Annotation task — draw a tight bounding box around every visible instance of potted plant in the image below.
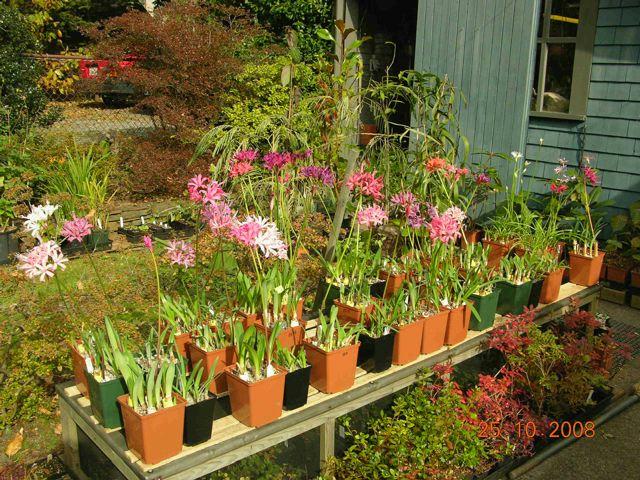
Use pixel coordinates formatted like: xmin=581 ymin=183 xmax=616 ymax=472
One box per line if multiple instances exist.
xmin=603 ymin=212 xmax=635 ymax=285
xmin=275 ymin=346 xmax=311 ymax=411
xmin=117 ymin=223 xmax=151 ymax=243
xmin=117 ymin=360 xmax=186 ymax=464
xmin=69 ymin=335 xmax=90 ymax=397
xmin=161 ymin=294 xmax=200 ymax=358
xmin=174 ymin=356 xmax=217 ymax=446
xmin=186 ymin=324 xmax=234 ymax=394
xmin=460 ymin=244 xmax=500 ymax=331
xmin=303 ymin=306 xmax=362 ymax=394
xmin=360 ymin=299 xmax=397 ymax=372
xmin=378 ymin=257 xmax=407 ymax=299
xmin=564 ymin=162 xmax=605 ymax=286
xmin=385 ymin=284 xmax=426 ymax=365
xmin=83 ymin=319 xmax=130 ymax=429
xmin=0 ymin=198 xmax=18 ymax=265
xmin=420 ymin=249 xmax=450 ymax=354
xmin=495 ymin=256 xmax=533 ymax=315
xmin=236 ymin=272 xmax=261 ymax=327
xmin=225 ymin=323 xmax=286 ymax=428
xmin=482 ymin=216 xmax=515 ymax=269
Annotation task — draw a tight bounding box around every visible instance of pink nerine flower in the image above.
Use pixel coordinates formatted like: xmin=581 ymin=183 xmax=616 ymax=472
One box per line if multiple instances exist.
xmin=231 ymin=216 xmax=288 ymax=259
xmin=229 ymin=161 xmax=254 ymax=178
xmin=143 ymin=235 xmax=153 ymax=251
xmin=61 ymin=215 xmax=93 ymax=243
xmin=300 ymin=166 xmax=335 ymax=186
xmin=428 ymin=210 xmax=461 ymax=244
xmin=17 ymin=240 xmax=68 ymax=282
xmin=551 ymin=183 xmax=568 ymax=195
xmin=234 ymin=149 xmax=260 ymax=163
xmin=263 ymin=152 xmax=293 ymax=171
xmin=357 ymin=205 xmax=388 ymax=228
xmin=346 ymin=165 xmax=384 ymax=201
xmin=583 ymin=166 xmax=599 ymax=186
xmin=166 ymin=240 xmax=195 ymax=268
xmin=443 ymin=206 xmax=467 ymax=225
xmin=202 ymin=200 xmax=235 ymax=235
xmin=474 ymin=172 xmax=491 ymax=185
xmin=187 ymin=175 xmax=226 ymax=204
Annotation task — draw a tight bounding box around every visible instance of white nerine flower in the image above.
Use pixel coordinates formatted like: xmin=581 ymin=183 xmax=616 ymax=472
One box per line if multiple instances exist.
xmin=22 ymin=203 xmax=60 ymax=241
xmin=511 ymin=151 xmax=523 ymax=161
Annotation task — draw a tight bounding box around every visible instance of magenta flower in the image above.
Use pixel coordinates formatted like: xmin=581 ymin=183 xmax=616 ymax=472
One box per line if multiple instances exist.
xmin=61 ymin=215 xmax=93 ymax=243
xmin=583 ymin=166 xmax=599 ymax=186
xmin=263 ymin=152 xmax=293 ymax=171
xmin=230 ymin=219 xmax=262 ymax=247
xmin=187 ymin=175 xmax=226 ymax=204
xmin=551 ymin=183 xmax=568 ymax=195
xmin=234 ymin=149 xmax=260 ymax=163
xmin=474 ymin=172 xmax=491 ymax=185
xmin=407 ymin=210 xmax=426 ymax=228
xmin=17 ymin=240 xmax=68 ymax=282
xmin=428 ymin=210 xmax=461 ymax=244
xmin=143 ymin=235 xmax=153 ymax=251
xmin=357 ymin=204 xmax=388 ymax=228
xmin=201 ymin=181 xmax=226 ymax=204
xmin=202 ymin=200 xmax=236 ymax=236
xmin=166 ymin=240 xmax=195 ymax=268
xmin=346 ymin=165 xmax=384 ymax=201
xmin=300 ymin=166 xmax=335 ymax=186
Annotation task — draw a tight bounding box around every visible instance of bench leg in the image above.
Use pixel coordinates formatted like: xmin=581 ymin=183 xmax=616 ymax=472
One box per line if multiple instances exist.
xmin=60 ymin=401 xmax=90 ymax=480
xmin=319 ymin=419 xmax=335 ymax=471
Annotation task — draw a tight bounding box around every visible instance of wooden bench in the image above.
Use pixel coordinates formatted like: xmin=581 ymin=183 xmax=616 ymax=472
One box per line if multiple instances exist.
xmin=57 ymin=283 xmax=601 ymax=480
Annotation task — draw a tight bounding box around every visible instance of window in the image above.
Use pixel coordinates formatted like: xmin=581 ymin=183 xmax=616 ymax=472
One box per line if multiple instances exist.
xmin=530 ymin=0 xmax=598 ymax=120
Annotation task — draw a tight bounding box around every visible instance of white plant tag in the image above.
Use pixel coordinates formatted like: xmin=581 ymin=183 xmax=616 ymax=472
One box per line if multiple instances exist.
xmin=85 ymin=357 xmax=94 ymax=374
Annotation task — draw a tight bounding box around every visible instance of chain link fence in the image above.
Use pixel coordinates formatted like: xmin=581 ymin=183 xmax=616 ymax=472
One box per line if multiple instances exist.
xmin=34 ymin=54 xmax=160 ymax=141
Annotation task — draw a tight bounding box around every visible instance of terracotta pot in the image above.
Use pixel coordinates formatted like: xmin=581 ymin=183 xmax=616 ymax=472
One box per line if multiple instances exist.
xmin=69 ymin=342 xmax=89 ymax=397
xmin=238 ymin=311 xmax=262 ymax=329
xmin=482 ymin=239 xmax=510 ymax=269
xmin=606 ymin=264 xmax=629 ymax=285
xmin=631 ymin=271 xmax=640 ymax=289
xmin=118 ymin=394 xmax=186 ymax=465
xmin=421 ymin=310 xmax=449 ymax=354
xmin=392 ymin=318 xmax=425 ymax=365
xmin=379 ymin=270 xmax=406 ymax=299
xmin=256 ymin=321 xmax=307 ymax=350
xmin=462 ymin=229 xmax=482 ymax=246
xmin=303 ymin=340 xmax=360 ymax=394
xmin=514 ymin=247 xmax=526 ymax=257
xmin=225 ymin=365 xmax=286 ymax=428
xmin=174 ymin=333 xmax=191 ymax=359
xmin=334 ymin=299 xmax=374 ymax=325
xmin=187 ymin=343 xmax=236 ymax=394
xmin=548 ymin=242 xmax=566 ymax=261
xmin=540 ymin=268 xmax=565 ymax=304
xmin=359 ymin=123 xmax=377 ymax=146
xmin=444 ymin=304 xmax=470 ymax=346
xmin=569 ymin=251 xmax=606 ymax=287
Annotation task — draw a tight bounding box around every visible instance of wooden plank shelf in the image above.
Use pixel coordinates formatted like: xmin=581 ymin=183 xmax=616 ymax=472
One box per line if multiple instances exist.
xmin=57 ymin=283 xmax=601 ymax=480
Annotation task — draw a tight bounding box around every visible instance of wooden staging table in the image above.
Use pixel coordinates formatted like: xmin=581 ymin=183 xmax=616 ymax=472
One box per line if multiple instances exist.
xmin=57 ymin=283 xmax=601 ymax=480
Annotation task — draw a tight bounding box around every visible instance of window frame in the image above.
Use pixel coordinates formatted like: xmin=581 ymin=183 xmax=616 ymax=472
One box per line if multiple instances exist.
xmin=530 ymin=0 xmax=599 ymax=121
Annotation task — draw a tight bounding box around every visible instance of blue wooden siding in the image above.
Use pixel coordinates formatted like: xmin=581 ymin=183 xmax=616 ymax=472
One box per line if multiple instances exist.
xmin=525 ymin=0 xmax=640 ymax=214
xmin=414 ymin=0 xmax=540 ymax=177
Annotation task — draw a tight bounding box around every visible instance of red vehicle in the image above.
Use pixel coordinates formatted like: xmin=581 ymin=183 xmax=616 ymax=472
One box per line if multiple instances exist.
xmin=78 ymin=56 xmax=138 ymax=107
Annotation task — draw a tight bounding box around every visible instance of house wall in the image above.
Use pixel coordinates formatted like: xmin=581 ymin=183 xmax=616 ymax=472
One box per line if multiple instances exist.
xmin=525 ymin=0 xmax=640 ymax=215
xmin=414 ymin=0 xmax=540 ymax=178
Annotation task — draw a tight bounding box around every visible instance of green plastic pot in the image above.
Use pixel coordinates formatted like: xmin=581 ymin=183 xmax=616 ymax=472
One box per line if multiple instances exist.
xmin=0 ymin=229 xmax=19 ymax=265
xmin=85 ymin=370 xmax=127 ymax=429
xmin=495 ymin=280 xmax=533 ymax=316
xmin=469 ymin=290 xmax=500 ymax=330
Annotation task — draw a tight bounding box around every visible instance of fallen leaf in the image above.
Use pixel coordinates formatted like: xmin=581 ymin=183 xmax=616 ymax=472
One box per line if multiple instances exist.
xmin=38 ymin=407 xmax=52 ymax=415
xmin=5 ymin=428 xmax=24 ymax=457
xmin=54 ymin=423 xmax=62 ymax=435
xmin=77 ymin=281 xmax=84 ymax=290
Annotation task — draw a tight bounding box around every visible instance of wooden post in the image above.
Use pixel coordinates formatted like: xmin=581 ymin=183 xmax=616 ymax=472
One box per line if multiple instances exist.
xmin=60 ymin=400 xmax=90 ymax=480
xmin=319 ymin=418 xmax=336 ymax=470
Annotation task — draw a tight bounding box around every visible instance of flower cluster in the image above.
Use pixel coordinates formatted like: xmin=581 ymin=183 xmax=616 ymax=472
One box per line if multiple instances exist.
xmin=201 ymin=200 xmax=236 ymax=235
xmin=187 ymin=175 xmax=226 ymax=204
xmin=263 ymin=152 xmax=294 ymax=171
xmin=230 ymin=215 xmax=288 ymax=259
xmin=166 ymin=240 xmax=196 ymax=268
xmin=229 ymin=149 xmax=259 ymax=178
xmin=427 ymin=206 xmax=464 ymax=243
xmin=17 ymin=240 xmax=68 ymax=282
xmin=425 ymin=157 xmax=469 ymax=181
xmin=22 ymin=202 xmax=59 ymax=241
xmin=357 ymin=204 xmax=388 ymax=228
xmin=390 ymin=192 xmax=426 ymax=228
xmin=300 ymin=166 xmax=335 ymax=187
xmin=61 ymin=215 xmax=93 ymax=243
xmin=346 ymin=165 xmax=384 ymax=201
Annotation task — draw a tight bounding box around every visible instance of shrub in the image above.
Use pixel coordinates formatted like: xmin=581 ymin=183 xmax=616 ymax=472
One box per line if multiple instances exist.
xmin=0 ymin=5 xmax=48 ymax=133
xmin=326 ymin=368 xmax=491 ymax=479
xmin=89 ymin=2 xmax=270 ymax=139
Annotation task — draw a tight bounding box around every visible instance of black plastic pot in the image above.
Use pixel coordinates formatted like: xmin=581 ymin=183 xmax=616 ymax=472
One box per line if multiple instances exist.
xmin=0 ymin=229 xmax=19 ymax=265
xmin=370 ymin=280 xmax=387 ymax=299
xmin=528 ymin=278 xmax=544 ymax=308
xmin=168 ymin=221 xmax=195 ymax=237
xmin=117 ymin=227 xmax=148 ymax=243
xmin=313 ymin=279 xmax=342 ymax=315
xmin=183 ymin=396 xmax=216 ymax=446
xmin=150 ymin=224 xmax=172 ymax=239
xmin=283 ymin=365 xmax=312 ymax=411
xmin=86 ymin=229 xmax=111 ymax=251
xmin=358 ymin=332 xmax=397 ymax=373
